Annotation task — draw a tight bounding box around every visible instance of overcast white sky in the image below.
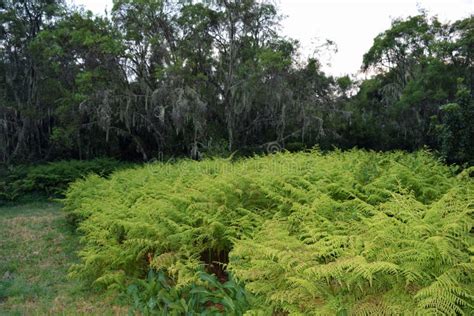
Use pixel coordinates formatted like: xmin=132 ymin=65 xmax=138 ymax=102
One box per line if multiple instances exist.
xmin=70 ymin=0 xmax=472 ymax=77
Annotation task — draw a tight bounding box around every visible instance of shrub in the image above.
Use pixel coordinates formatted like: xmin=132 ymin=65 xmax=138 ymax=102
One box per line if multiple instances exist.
xmin=0 ymin=158 xmax=128 ymax=203
xmin=63 ymin=150 xmax=473 ymax=315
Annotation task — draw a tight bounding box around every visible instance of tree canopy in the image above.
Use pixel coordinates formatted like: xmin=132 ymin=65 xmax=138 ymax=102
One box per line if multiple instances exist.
xmin=0 ymin=1 xmax=472 ymax=164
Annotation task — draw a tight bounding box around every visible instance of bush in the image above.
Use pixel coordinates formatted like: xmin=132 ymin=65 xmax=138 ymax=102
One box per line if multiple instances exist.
xmin=0 ymin=158 xmax=129 ymax=203
xmin=63 ymin=150 xmax=473 ymax=315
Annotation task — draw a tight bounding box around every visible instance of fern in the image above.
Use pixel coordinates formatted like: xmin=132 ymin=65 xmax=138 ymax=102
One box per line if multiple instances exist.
xmin=63 ymin=149 xmax=473 ymax=314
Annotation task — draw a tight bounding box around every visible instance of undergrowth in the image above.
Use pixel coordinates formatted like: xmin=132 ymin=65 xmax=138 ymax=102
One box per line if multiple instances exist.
xmin=63 ymin=149 xmax=474 ymax=315
xmin=126 ymin=269 xmax=251 ymax=315
xmin=0 ymin=158 xmax=129 ymax=203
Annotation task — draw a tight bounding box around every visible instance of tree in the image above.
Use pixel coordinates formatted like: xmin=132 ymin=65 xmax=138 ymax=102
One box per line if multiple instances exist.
xmin=0 ymin=2 xmax=470 ymax=164
xmin=346 ymin=13 xmax=473 ymax=162
xmin=0 ymin=0 xmax=64 ymax=163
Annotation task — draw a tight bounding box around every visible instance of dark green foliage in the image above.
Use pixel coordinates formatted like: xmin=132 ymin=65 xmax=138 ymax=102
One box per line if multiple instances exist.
xmin=0 ymin=158 xmax=128 ymax=203
xmin=126 ymin=270 xmax=252 ymax=315
xmin=436 ymin=80 xmax=474 ymax=165
xmin=1 ymin=1 xmax=470 ymax=165
xmin=344 ymin=14 xmax=473 ymax=163
xmin=63 ymin=150 xmax=473 ymax=314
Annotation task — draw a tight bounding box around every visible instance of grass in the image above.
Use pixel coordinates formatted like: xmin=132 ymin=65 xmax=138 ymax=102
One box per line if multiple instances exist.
xmin=0 ymin=200 xmax=127 ymax=315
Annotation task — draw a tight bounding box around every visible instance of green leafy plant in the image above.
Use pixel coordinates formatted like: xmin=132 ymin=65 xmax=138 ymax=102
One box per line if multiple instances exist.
xmin=126 ymin=269 xmax=252 ymax=315
xmin=63 ymin=150 xmax=473 ymax=315
xmin=0 ymin=158 xmax=129 ymax=203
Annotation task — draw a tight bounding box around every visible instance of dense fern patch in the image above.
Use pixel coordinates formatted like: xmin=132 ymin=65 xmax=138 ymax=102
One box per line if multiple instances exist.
xmin=63 ymin=150 xmax=473 ymax=315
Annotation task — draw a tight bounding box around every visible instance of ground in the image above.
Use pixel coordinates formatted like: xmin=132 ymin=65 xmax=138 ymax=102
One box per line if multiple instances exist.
xmin=0 ymin=201 xmax=126 ymax=315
